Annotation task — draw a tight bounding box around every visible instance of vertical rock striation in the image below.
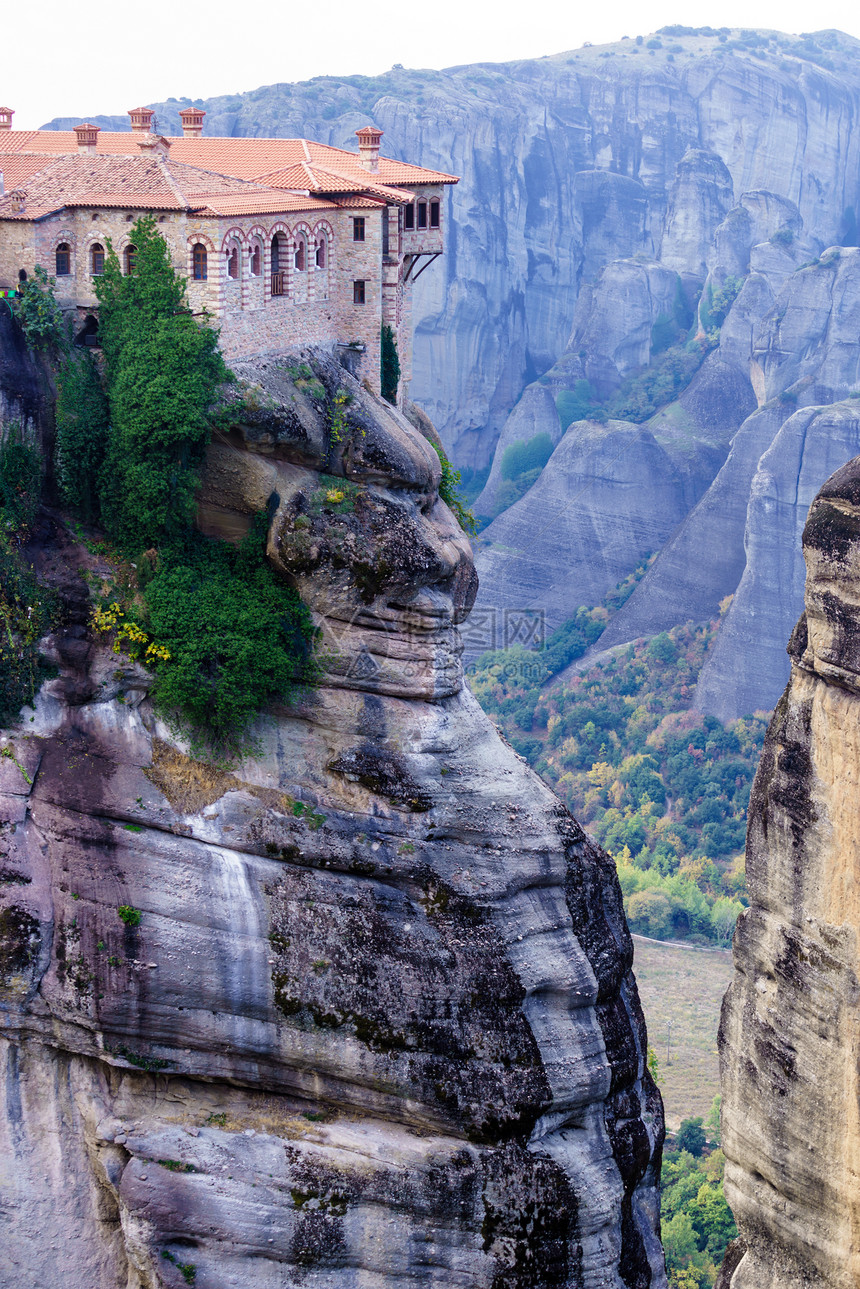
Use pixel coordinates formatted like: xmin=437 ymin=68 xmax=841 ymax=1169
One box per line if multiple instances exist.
xmin=719 ymin=453 xmax=860 ymax=1287
xmin=0 ymin=349 xmax=665 ymax=1288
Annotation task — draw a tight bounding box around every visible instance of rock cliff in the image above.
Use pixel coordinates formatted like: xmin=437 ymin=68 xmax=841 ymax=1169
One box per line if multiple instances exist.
xmin=718 ymin=452 xmax=860 ymax=1286
xmin=0 ymin=349 xmax=665 ymax=1287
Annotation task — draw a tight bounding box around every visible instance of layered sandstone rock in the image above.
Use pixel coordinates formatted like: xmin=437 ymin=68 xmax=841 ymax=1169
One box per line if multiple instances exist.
xmin=718 ymin=454 xmax=860 ymax=1287
xmin=0 ymin=349 xmax=665 ymax=1288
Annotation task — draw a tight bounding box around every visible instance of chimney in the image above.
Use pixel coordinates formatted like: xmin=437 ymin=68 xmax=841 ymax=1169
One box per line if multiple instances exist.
xmin=74 ymin=123 xmax=100 ymax=154
xmin=136 ymin=133 xmax=171 ymax=157
xmin=0 ymin=107 xmax=13 ymax=131
xmin=178 ymin=107 xmax=205 ymax=138
xmin=128 ymin=106 xmax=154 ymax=134
xmin=355 ymin=125 xmax=383 ymax=174
xmin=9 ymin=191 xmax=25 ymax=214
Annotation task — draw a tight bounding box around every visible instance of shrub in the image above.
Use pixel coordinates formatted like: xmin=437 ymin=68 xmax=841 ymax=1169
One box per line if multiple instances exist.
xmin=0 ymin=535 xmax=52 ymax=724
xmin=556 ymin=380 xmax=598 ymax=430
xmin=500 ymin=432 xmax=554 ymax=480
xmin=117 ymin=905 xmax=142 ymax=926
xmin=0 ymin=427 xmax=40 ymax=533
xmin=141 ymin=529 xmax=315 ymax=759
xmin=431 ymin=443 xmax=476 ymax=534
xmin=608 ymin=339 xmax=709 ymax=423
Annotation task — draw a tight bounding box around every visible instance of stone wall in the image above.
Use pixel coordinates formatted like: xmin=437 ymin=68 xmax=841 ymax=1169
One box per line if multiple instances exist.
xmin=1 ymin=205 xmax=386 ymax=389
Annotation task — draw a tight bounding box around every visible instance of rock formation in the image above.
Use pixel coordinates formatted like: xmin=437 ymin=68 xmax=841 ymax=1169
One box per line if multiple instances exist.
xmin=718 ymin=452 xmax=860 ymax=1287
xmin=0 ymin=349 xmax=665 ymax=1287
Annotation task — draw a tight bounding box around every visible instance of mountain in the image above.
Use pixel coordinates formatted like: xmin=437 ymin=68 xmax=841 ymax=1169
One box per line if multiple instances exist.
xmin=718 ymin=452 xmax=860 ymax=1287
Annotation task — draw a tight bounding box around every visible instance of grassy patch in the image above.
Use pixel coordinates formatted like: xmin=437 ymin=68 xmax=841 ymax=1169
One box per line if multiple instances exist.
xmin=632 ymin=934 xmax=733 ymax=1128
xmin=144 ymin=738 xmax=238 ymax=814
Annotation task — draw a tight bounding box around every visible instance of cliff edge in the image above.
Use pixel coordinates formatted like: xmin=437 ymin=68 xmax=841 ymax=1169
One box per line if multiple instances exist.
xmin=0 ymin=348 xmax=665 ymax=1288
xmin=719 ymin=453 xmax=860 ymax=1287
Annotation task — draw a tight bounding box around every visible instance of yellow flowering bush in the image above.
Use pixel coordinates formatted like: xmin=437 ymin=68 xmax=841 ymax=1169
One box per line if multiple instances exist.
xmin=90 ymin=602 xmax=170 ymax=665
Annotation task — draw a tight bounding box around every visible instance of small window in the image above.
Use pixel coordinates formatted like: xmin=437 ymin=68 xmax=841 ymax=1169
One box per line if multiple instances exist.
xmin=250 ymin=242 xmax=261 ymax=276
xmin=315 ymin=237 xmax=326 ymax=269
xmin=403 ymin=204 xmax=414 ymax=231
xmin=55 ymin=243 xmax=71 ymax=276
xmin=90 ymin=243 xmax=104 ymax=276
xmin=192 ymin=243 xmax=208 ymax=280
xmin=353 ymin=279 xmax=366 ymax=305
xmin=417 ymin=201 xmax=428 ymax=229
xmin=124 ymin=244 xmax=137 ymax=275
xmin=227 ymin=246 xmax=239 ymax=279
xmin=353 ymin=217 xmax=365 ymax=242
xmin=295 ymin=237 xmax=306 ymax=272
xmin=430 ymin=199 xmax=440 ymax=229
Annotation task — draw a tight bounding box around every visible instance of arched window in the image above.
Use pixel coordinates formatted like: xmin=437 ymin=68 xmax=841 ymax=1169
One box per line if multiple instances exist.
xmin=250 ymin=241 xmax=261 ymax=276
xmin=417 ymin=201 xmax=428 ymax=229
xmin=271 ymin=232 xmax=287 ymax=294
xmin=295 ymin=236 xmax=306 ymax=271
xmin=430 ymin=199 xmax=440 ymax=229
xmin=227 ymin=246 xmax=239 ymax=279
xmin=124 ymin=244 xmax=137 ymax=275
xmin=315 ymin=235 xmax=327 ymax=269
xmin=55 ymin=243 xmax=71 ymax=276
xmin=192 ymin=243 xmax=208 ymax=280
xmin=90 ymin=243 xmax=104 ymax=276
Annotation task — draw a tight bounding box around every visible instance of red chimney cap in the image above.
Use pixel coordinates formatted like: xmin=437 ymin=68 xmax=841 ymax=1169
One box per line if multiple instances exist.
xmin=74 ymin=123 xmax=100 ymax=146
xmin=356 ymin=125 xmax=383 ymax=143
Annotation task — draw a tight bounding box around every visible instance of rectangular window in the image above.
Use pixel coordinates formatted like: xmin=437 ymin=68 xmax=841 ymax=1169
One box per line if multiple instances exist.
xmin=382 ymin=211 xmax=389 ymax=255
xmin=353 ymin=280 xmax=366 ymax=305
xmin=353 ymin=217 xmax=365 ymax=242
xmin=417 ymin=201 xmax=428 ymax=229
xmin=430 ymin=199 xmax=440 ymax=229
xmin=404 ymin=204 xmax=414 ymax=231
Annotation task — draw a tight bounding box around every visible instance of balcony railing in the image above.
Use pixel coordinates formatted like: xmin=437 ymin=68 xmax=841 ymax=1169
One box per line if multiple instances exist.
xmin=271 ymin=272 xmax=285 ymax=297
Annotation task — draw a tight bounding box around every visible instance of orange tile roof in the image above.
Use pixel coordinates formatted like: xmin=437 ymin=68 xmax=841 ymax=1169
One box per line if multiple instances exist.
xmin=254 ymin=161 xmax=415 ymax=203
xmin=0 ymin=130 xmax=459 ymax=188
xmin=0 ymin=154 xmax=56 ymax=187
xmin=193 ymin=192 xmax=338 ymax=216
xmin=0 ymin=152 xmax=362 ymax=221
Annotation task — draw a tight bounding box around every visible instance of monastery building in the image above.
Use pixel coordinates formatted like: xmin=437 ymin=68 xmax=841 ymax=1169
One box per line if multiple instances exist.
xmin=0 ymin=106 xmax=458 ymax=402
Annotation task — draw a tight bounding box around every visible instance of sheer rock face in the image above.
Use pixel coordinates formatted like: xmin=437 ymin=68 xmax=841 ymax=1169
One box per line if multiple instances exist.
xmin=0 ymin=349 xmax=665 ymax=1288
xmin=719 ymin=453 xmax=860 ymax=1288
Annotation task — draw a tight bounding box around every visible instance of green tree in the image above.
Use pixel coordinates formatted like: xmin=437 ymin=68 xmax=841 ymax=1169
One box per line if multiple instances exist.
xmin=704 ymin=1094 xmax=722 ymax=1146
xmin=55 ymin=350 xmax=110 ymax=523
xmin=676 ymin=1117 xmax=707 ymax=1157
xmin=380 ymin=323 xmax=400 ymax=404
xmin=13 ymin=265 xmax=65 ymax=351
xmin=95 ymin=215 xmax=228 ymax=552
xmin=626 ymin=889 xmax=674 ymax=938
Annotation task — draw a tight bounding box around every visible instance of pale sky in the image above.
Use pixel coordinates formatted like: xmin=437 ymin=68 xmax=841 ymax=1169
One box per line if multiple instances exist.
xmin=7 ymin=0 xmax=860 ymax=130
